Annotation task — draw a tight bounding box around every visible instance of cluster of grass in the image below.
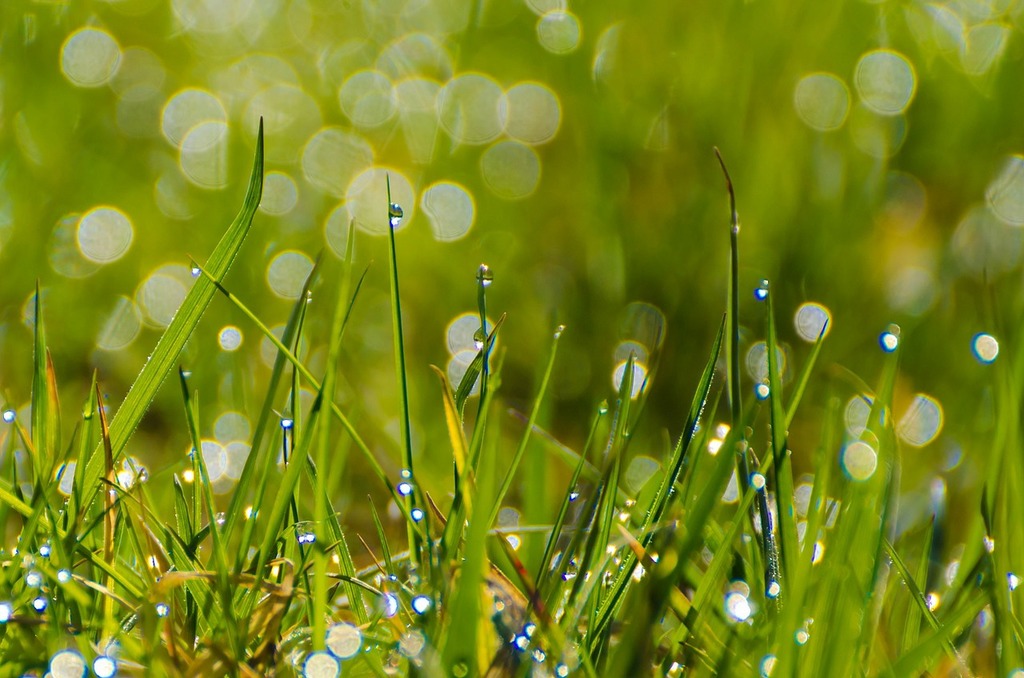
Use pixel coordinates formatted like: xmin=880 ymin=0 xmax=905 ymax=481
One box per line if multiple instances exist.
xmin=0 ymin=124 xmax=1015 ymax=678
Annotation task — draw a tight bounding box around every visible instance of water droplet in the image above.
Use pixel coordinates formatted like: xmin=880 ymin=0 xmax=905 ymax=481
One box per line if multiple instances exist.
xmin=155 ymin=602 xmax=169 ymax=617
xmin=190 ymin=264 xmax=200 ymax=278
xmin=93 ymin=656 xmax=117 ymax=678
xmin=388 ymin=202 xmax=404 ymax=228
xmin=397 ymin=481 xmax=413 ymax=496
xmin=749 ymin=473 xmax=766 ymax=491
xmin=1010 ymin=573 xmax=1020 ymax=591
xmin=297 ymin=531 xmax=317 ymax=545
xmin=972 ymin=333 xmax=999 ymax=364
xmin=32 ymin=596 xmax=47 ymax=612
xmin=767 ymin=580 xmax=781 ymax=599
xmin=755 ymin=383 xmax=770 ymax=400
xmin=568 ymin=488 xmax=580 ymax=502
xmin=382 ymin=592 xmax=399 ymax=617
xmin=326 ymin=621 xmax=362 ymax=659
xmin=56 ymin=570 xmax=71 ymax=584
xmin=411 ymin=594 xmax=432 ymax=614
xmin=477 ymin=263 xmax=494 ymax=287
xmin=556 ymin=664 xmax=570 ymax=678
xmin=754 ymin=279 xmax=769 ymax=301
xmin=795 ymin=628 xmax=810 ymax=645
xmin=513 ymin=633 xmax=530 ymax=651
xmin=2 ymin=410 xmax=14 ymax=423
xmin=598 ymin=400 xmax=609 ymax=415
xmin=554 ymin=324 xmax=566 ymax=338
xmin=452 ymin=661 xmax=469 ymax=677
xmin=984 ymin=535 xmax=996 ymax=553
xmin=281 ymin=418 xmax=294 ymax=430
xmin=760 ymin=654 xmax=778 ymax=678
xmin=472 ymin=327 xmax=486 ymax=350
xmin=879 ymin=325 xmax=900 ymax=352
xmin=215 ymin=512 xmax=226 ymax=527
xmin=400 ymin=468 xmax=412 ymax=479
xmin=925 ymin=592 xmax=940 ymax=610
xmin=410 ymin=508 xmax=425 ymax=522
xmin=25 ymin=571 xmax=43 ymax=588
xmin=39 ymin=543 xmax=51 ymax=558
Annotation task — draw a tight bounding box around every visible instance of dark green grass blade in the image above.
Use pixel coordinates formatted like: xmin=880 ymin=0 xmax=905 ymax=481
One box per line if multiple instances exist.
xmin=384 ymin=177 xmax=423 ymax=574
xmin=82 ymin=120 xmax=264 ymax=500
xmin=765 ymin=287 xmax=796 ymax=600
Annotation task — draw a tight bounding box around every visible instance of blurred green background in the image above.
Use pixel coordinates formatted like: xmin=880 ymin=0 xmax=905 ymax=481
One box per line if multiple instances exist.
xmin=0 ymin=0 xmax=1020 ymax=533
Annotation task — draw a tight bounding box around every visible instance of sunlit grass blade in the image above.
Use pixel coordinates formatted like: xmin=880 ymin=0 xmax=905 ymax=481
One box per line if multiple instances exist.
xmin=30 ymin=283 xmax=59 ymax=485
xmin=487 ymin=324 xmax=562 ymax=526
xmin=455 ymin=313 xmax=507 ymax=418
xmin=81 ymin=119 xmax=264 ymax=507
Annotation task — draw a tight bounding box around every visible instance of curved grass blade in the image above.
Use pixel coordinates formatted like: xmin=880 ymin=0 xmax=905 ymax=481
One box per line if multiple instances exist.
xmin=81 ymin=119 xmax=264 ymax=502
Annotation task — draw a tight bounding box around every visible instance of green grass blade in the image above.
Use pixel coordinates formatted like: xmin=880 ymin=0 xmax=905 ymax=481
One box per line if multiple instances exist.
xmin=82 ymin=119 xmax=264 ymax=502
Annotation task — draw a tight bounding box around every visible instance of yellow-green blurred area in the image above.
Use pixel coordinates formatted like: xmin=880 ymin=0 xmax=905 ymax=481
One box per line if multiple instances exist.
xmin=0 ymin=0 xmax=1021 ymax=520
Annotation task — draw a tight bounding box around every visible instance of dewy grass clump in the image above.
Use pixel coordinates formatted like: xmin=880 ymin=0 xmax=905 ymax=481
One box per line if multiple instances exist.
xmin=0 ymin=127 xmax=1014 ymax=678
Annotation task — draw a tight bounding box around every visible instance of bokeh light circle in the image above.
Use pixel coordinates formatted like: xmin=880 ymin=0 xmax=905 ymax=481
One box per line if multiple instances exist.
xmin=339 ymin=70 xmax=398 ymax=129
xmin=61 ymin=28 xmax=121 ymax=88
xmin=612 ymin=360 xmax=647 ymax=399
xmin=266 ymin=250 xmax=314 ymax=299
xmin=96 ymin=296 xmax=142 ymax=351
xmin=302 ymin=128 xmax=374 ymax=198
xmin=345 ymin=167 xmax=415 ymax=235
xmin=323 ymin=204 xmax=353 ymax=259
xmin=480 ymin=141 xmax=541 ymax=200
xmin=793 ymin=73 xmax=850 ymax=131
xmin=793 ymin=302 xmax=832 ymax=342
xmin=842 ymin=441 xmax=877 ymax=481
xmin=396 ymin=78 xmax=442 ymax=164
xmin=504 ymin=82 xmax=562 ymax=144
xmin=438 ymin=73 xmax=506 ymax=145
xmin=972 ymin=333 xmax=999 ymax=364
xmin=537 ymin=11 xmax=582 ymax=54
xmin=987 ymin=156 xmax=1024 ymax=225
xmin=50 ymin=649 xmax=87 ymax=678
xmin=260 ymin=172 xmax=299 ymax=215
xmin=180 ymin=121 xmax=230 ymax=189
xmin=136 ymin=264 xmax=192 ymax=328
xmin=161 ymin=88 xmax=227 ymax=146
xmin=854 ymin=49 xmax=917 ymax=115
xmin=422 ymin=182 xmax=475 ymax=241
xmin=897 ymin=394 xmax=943 ymax=447
xmin=77 ymin=207 xmax=134 ymax=263
xmin=219 ymin=326 xmax=243 ymax=351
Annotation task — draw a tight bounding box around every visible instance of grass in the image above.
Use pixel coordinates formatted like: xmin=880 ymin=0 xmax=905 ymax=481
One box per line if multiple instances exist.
xmin=0 ymin=126 xmax=1014 ymax=678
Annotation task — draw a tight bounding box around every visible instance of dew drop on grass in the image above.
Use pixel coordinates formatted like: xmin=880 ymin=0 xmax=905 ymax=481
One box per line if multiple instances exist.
xmin=972 ymin=333 xmax=999 ymax=364
xmin=57 ymin=570 xmax=71 ymax=584
xmin=382 ymin=593 xmax=399 ymax=617
xmin=767 ymin=580 xmax=781 ymax=599
xmin=190 ymin=264 xmax=200 ymax=277
xmin=1009 ymin=573 xmax=1020 ymax=591
xmin=155 ymin=602 xmax=169 ymax=617
xmin=411 ymin=594 xmax=432 ymax=614
xmin=215 ymin=512 xmax=226 ymax=526
xmin=760 ymin=654 xmax=778 ymax=677
xmin=749 ymin=473 xmax=766 ymax=491
xmin=568 ymin=488 xmax=580 ymax=502
xmin=755 ymin=383 xmax=770 ymax=400
xmin=841 ymin=441 xmax=877 ymax=481
xmin=302 ymin=651 xmax=339 ymax=678
xmin=477 ymin=263 xmax=494 ymax=287
xmin=325 ymin=622 xmax=362 ymax=659
xmin=388 ymin=202 xmax=404 ymax=229
xmin=556 ymin=664 xmax=570 ymax=678
xmin=879 ymin=326 xmax=900 ymax=352
xmin=39 ymin=543 xmax=50 ymax=558
xmin=2 ymin=410 xmax=13 ymax=423
xmin=297 ymin=531 xmax=316 ymax=545
xmin=795 ymin=628 xmax=810 ymax=645
xmin=984 ymin=535 xmax=996 ymax=553
xmin=50 ymin=649 xmax=87 ymax=678
xmin=32 ymin=596 xmax=47 ymax=612
xmin=410 ymin=508 xmax=425 ymax=522
xmin=397 ymin=481 xmax=413 ymax=496
xmin=281 ymin=418 xmax=294 ymax=430
xmin=754 ymin=279 xmax=769 ymax=301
